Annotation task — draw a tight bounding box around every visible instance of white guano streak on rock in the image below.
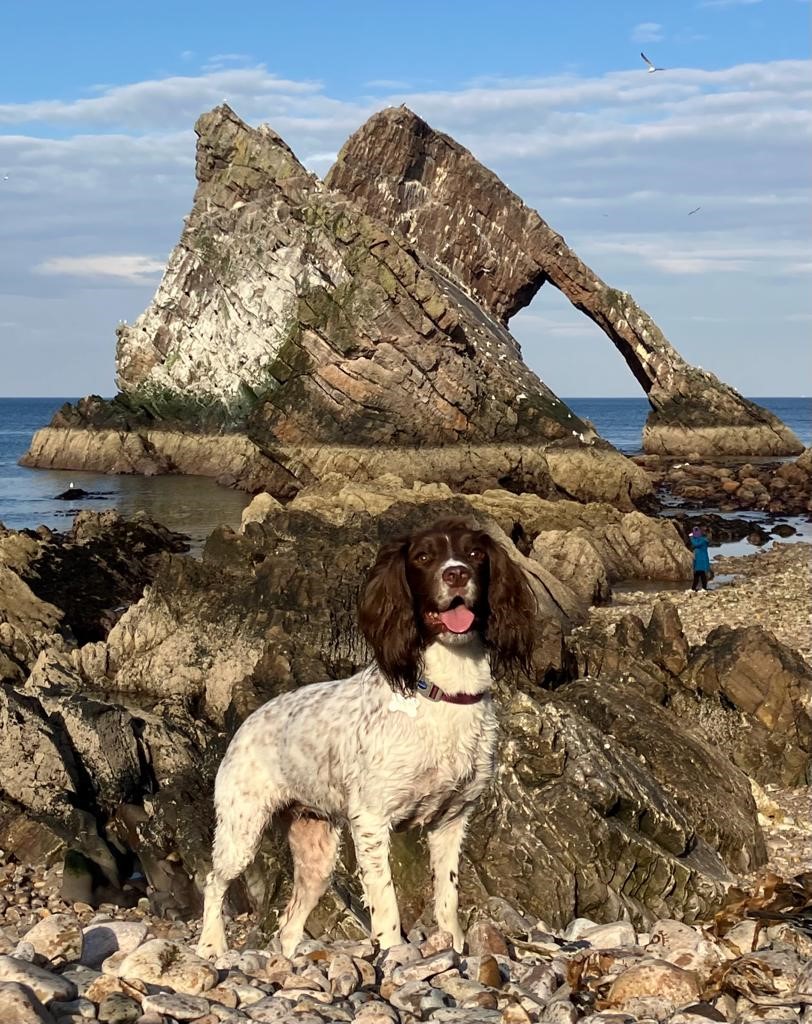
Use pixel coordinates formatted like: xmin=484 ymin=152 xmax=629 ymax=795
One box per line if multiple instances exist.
xmin=116 ymin=213 xmax=350 ymax=404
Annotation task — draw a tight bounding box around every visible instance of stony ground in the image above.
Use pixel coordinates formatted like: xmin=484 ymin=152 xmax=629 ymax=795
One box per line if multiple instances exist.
xmin=1 ymin=865 xmax=811 ymax=1024
xmin=596 ymin=541 xmax=811 ymax=662
xmin=1 ymin=543 xmax=810 ymax=1023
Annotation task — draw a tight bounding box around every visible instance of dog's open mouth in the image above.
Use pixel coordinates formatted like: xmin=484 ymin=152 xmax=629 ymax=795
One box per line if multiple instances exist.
xmin=425 ymin=597 xmax=476 ymax=634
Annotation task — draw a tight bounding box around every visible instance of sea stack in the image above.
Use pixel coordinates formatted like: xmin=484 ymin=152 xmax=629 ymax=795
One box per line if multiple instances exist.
xmin=326 ymin=106 xmax=803 ymax=458
xmin=22 ymin=105 xmax=650 ymax=507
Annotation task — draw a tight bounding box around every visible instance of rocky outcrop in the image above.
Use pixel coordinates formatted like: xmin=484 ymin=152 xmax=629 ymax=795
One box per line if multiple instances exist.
xmin=678 ymin=625 xmax=812 ymax=787
xmin=23 ymin=424 xmax=654 ymax=508
xmin=326 ymin=106 xmax=802 ymax=458
xmin=22 ymin=105 xmax=665 ymax=504
xmin=284 ymin=478 xmax=692 ymax=602
xmin=635 ymin=449 xmax=812 ymax=516
xmin=0 ymin=506 xmax=768 ymax=935
xmin=24 ymin=105 xmax=653 ymax=503
xmin=114 ymin=105 xmax=585 ymax=448
xmin=569 ymin=603 xmax=812 ymax=788
xmin=0 ymin=511 xmax=187 ymax=683
xmin=88 ymin=497 xmax=580 ymax=723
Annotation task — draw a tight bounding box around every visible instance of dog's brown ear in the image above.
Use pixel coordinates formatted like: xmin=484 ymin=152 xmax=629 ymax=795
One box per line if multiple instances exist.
xmin=483 ymin=535 xmax=537 ymax=680
xmin=358 ymin=538 xmax=422 ymax=693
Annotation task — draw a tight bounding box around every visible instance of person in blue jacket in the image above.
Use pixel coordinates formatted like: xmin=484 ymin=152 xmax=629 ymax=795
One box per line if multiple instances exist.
xmin=690 ymin=526 xmax=711 ymax=591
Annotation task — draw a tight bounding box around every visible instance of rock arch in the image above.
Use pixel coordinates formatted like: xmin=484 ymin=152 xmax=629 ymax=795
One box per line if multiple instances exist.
xmin=326 ymin=107 xmax=802 ymax=457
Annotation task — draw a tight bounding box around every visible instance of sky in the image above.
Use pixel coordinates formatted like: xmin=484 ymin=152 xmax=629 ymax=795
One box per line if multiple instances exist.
xmin=0 ymin=0 xmax=810 ymax=399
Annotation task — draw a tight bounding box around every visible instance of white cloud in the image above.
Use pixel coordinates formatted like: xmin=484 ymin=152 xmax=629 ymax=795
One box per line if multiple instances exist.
xmin=0 ymin=68 xmax=326 ymax=129
xmin=365 ymin=79 xmax=413 ymax=91
xmin=303 ymin=151 xmax=339 ymax=168
xmin=632 ymin=22 xmax=664 ymax=44
xmin=588 ymin=235 xmax=811 ymax=276
xmin=511 ymin=312 xmax=600 ymax=338
xmin=35 ymin=255 xmax=166 ymax=283
xmin=0 ymin=57 xmax=809 ymax=396
xmin=202 ymin=53 xmax=256 ymax=72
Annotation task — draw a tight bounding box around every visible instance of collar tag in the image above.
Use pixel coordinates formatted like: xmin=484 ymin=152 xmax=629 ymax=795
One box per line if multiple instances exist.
xmin=417 ymin=679 xmax=443 ymax=702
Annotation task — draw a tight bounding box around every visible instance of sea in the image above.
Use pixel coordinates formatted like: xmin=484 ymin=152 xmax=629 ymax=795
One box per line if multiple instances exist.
xmin=0 ymin=396 xmax=810 ymax=550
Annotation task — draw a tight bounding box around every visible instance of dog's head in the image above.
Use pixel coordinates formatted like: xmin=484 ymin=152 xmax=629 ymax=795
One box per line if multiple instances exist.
xmin=358 ymin=518 xmax=537 ymax=692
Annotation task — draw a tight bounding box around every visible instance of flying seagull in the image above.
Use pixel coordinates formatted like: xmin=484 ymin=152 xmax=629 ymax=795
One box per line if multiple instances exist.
xmin=640 ymin=52 xmax=665 ymax=73
xmin=688 ymin=206 xmax=701 ymax=216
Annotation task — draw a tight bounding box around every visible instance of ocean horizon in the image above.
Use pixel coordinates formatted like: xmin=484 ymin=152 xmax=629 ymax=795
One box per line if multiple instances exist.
xmin=1 ymin=395 xmax=810 ymax=542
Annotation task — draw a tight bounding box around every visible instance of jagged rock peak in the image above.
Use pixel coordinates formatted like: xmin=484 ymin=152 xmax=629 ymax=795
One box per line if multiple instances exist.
xmin=194 ymin=102 xmax=315 ymax=190
xmin=327 ymin=106 xmax=802 ymax=457
xmin=114 ymin=104 xmax=591 ymax=448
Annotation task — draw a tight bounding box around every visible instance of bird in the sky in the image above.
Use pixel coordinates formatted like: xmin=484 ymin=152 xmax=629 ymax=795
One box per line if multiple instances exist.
xmin=640 ymin=52 xmax=665 ymax=73
xmin=688 ymin=207 xmax=701 ymax=216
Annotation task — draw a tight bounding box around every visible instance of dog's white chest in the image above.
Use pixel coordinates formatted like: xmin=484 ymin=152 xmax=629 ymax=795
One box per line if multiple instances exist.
xmin=379 ymin=698 xmax=497 ymax=828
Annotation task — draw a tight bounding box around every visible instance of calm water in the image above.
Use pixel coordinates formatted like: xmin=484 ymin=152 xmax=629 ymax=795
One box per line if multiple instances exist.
xmin=0 ymin=397 xmax=249 ymax=545
xmin=0 ymin=396 xmax=809 ymax=541
xmin=566 ymin=395 xmax=812 ymax=455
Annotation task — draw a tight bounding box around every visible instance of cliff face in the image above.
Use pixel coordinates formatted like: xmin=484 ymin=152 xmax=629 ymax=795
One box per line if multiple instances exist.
xmin=114 ymin=105 xmax=588 ymax=449
xmin=326 ymin=106 xmax=802 ymax=458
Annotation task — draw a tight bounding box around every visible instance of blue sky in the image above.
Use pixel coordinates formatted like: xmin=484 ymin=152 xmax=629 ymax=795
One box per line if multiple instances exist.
xmin=1 ymin=0 xmax=810 ymax=397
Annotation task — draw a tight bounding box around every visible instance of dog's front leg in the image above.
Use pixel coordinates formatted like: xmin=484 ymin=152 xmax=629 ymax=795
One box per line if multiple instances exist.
xmin=427 ymin=808 xmax=472 ymax=951
xmin=351 ymin=814 xmax=401 ymax=950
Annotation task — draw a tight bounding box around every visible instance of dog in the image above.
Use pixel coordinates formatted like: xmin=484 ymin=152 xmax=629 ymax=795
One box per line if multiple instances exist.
xmin=197 ymin=518 xmax=536 ymax=958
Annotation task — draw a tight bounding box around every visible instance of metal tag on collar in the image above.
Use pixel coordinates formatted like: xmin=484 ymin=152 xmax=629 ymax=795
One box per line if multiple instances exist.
xmin=417 ymin=679 xmax=444 ymax=702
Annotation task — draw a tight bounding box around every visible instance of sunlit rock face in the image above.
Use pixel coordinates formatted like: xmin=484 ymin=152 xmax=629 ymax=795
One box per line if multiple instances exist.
xmin=114 ymin=105 xmax=588 ymax=450
xmin=326 ymin=106 xmax=802 ymax=458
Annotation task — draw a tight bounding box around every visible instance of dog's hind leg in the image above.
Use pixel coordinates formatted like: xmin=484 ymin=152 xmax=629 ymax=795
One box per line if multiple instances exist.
xmin=277 ymin=816 xmax=340 ymax=957
xmin=197 ymin=782 xmax=279 ymax=959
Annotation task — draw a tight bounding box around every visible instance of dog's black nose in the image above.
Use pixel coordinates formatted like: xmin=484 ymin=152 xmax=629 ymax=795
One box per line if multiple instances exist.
xmin=442 ymin=565 xmax=471 ymax=588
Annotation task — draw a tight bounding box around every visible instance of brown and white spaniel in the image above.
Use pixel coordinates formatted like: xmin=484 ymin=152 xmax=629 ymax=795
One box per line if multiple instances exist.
xmin=198 ymin=518 xmax=536 ymax=959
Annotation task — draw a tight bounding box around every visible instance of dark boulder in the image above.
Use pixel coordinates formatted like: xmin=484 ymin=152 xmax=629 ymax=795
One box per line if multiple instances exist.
xmin=55 ymin=487 xmax=89 ymax=500
xmin=676 ymin=625 xmax=812 ymax=786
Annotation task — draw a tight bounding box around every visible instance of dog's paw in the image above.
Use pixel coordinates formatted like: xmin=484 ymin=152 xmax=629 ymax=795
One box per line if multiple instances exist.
xmin=196 ymin=938 xmax=227 ymax=961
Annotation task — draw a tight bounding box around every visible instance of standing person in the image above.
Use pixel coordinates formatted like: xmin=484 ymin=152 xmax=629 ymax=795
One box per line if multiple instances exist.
xmin=690 ymin=526 xmax=710 ymax=591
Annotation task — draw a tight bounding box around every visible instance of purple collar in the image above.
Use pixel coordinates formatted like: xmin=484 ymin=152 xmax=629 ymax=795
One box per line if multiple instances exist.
xmin=416 ymin=679 xmax=486 ymax=705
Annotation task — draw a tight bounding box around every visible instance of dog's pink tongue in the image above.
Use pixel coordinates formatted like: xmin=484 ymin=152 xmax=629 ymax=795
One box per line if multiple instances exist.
xmin=439 ymin=606 xmax=475 ymax=633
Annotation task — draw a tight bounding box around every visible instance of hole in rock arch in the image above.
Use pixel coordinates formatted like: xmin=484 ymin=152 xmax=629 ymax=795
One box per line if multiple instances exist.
xmin=509 ymin=286 xmax=650 ymax=453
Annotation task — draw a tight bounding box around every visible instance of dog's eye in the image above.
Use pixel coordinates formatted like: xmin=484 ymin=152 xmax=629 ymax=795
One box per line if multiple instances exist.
xmin=414 ymin=551 xmax=430 ymax=564
xmin=469 ymin=548 xmax=485 ymax=561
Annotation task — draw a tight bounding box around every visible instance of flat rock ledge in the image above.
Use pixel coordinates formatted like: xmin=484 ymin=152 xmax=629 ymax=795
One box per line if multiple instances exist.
xmin=21 ymin=425 xmax=653 ymax=508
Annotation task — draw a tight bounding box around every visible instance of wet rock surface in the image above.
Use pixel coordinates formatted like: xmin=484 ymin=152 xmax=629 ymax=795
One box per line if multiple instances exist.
xmin=636 ymin=450 xmax=812 ymax=517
